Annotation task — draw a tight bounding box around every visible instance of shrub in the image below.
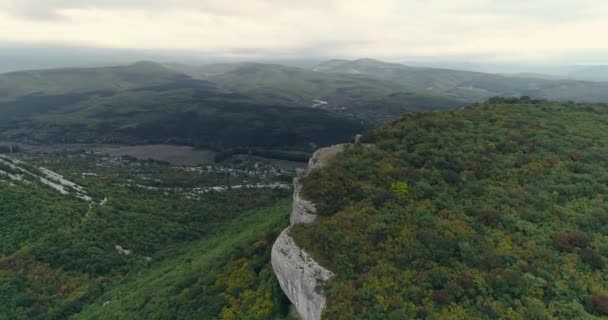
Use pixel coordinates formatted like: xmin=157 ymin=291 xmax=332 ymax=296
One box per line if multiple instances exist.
xmin=587 ymin=293 xmax=608 ymax=315
xmin=478 ymin=208 xmax=501 ymax=227
xmin=580 ymin=248 xmax=605 ymax=269
xmin=553 ymin=231 xmax=589 ymax=251
xmin=391 ymin=181 xmax=409 ymax=197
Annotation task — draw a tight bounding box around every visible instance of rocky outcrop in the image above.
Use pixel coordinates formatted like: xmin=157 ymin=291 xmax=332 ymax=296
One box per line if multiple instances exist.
xmin=290 ymin=177 xmax=317 ymax=224
xmin=272 ymin=229 xmax=333 ymax=320
xmin=271 ymin=145 xmax=345 ymax=320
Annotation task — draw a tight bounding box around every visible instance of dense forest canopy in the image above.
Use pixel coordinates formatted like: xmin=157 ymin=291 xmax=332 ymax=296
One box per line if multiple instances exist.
xmin=6 ymin=58 xmax=608 ymax=320
xmin=6 ymin=60 xmax=608 ymax=158
xmin=293 ymin=99 xmax=608 ymax=319
xmin=0 ymin=79 xmax=364 ymax=158
xmin=0 ymin=152 xmax=296 ymax=319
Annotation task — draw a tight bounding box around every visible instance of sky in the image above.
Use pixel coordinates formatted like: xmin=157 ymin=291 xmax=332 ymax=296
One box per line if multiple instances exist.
xmin=0 ymin=0 xmax=607 ymax=64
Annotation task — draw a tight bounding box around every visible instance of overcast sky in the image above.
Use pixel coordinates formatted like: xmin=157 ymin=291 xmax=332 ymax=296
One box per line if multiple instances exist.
xmin=1 ymin=0 xmax=607 ymax=63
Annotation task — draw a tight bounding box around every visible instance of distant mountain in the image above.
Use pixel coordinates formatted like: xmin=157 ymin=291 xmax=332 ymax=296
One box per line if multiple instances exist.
xmin=171 ymin=62 xmax=466 ymax=122
xmin=3 ymin=59 xmax=608 ymax=155
xmin=0 ymin=61 xmax=187 ymax=101
xmin=311 ymin=58 xmax=608 ymax=103
xmin=501 ymin=72 xmax=563 ymax=80
xmin=565 ymin=66 xmax=608 ymax=82
xmin=201 ymin=62 xmax=400 ymax=103
xmin=0 ymin=79 xmax=363 ymax=157
xmin=313 ymin=58 xmax=415 ymax=75
xmin=507 ymin=65 xmax=608 ymax=82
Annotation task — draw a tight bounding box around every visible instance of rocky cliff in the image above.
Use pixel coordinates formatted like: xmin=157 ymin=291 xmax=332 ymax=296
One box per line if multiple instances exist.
xmin=271 ymin=145 xmax=345 ymax=320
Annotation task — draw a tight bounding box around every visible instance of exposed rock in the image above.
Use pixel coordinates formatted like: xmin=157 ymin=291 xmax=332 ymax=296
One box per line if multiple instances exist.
xmin=290 ymin=177 xmax=317 ymax=224
xmin=115 ymin=245 xmax=132 ymax=256
xmin=272 ymin=228 xmax=333 ymax=320
xmin=0 ymin=155 xmax=95 ymax=202
xmin=271 ymin=144 xmax=345 ymax=320
xmin=355 ymin=134 xmax=363 ymax=144
xmin=306 ymin=145 xmax=345 ymax=173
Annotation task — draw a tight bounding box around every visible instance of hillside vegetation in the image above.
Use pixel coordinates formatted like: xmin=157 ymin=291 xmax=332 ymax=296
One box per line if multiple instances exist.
xmin=313 ymin=59 xmax=608 ymax=103
xmin=0 ymin=62 xmax=187 ymax=101
xmin=0 ymin=152 xmax=294 ymax=319
xmin=5 ymin=60 xmax=608 ymax=154
xmin=0 ymin=79 xmax=363 ymax=158
xmin=179 ymin=62 xmax=465 ymax=122
xmin=293 ymin=99 xmax=608 ymax=319
xmin=178 ymin=59 xmax=608 ymax=122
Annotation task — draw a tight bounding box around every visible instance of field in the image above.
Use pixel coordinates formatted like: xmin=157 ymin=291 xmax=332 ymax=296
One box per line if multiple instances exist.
xmin=94 ymin=145 xmax=216 ymax=166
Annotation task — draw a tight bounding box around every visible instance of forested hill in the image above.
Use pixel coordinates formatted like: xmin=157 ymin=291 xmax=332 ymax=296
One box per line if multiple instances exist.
xmin=0 ymin=79 xmax=364 ymax=158
xmin=311 ymin=58 xmax=608 ymax=104
xmin=292 ymin=98 xmax=608 ymax=319
xmin=0 ymin=61 xmax=187 ymax=101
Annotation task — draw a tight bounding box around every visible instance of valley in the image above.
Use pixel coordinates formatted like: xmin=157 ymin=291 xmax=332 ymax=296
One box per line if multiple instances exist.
xmin=3 ymin=60 xmax=608 ymax=152
xmin=4 ymin=1 xmax=608 ymax=319
xmin=0 ymin=147 xmax=298 ymax=319
xmin=3 ymin=58 xmax=608 ymax=320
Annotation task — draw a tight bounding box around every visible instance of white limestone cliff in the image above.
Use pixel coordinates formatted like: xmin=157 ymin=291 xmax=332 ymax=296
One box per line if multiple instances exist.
xmin=271 ymin=145 xmax=345 ymax=320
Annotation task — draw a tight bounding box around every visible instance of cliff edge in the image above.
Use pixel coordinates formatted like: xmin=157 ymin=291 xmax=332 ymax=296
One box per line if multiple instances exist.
xmin=271 ymin=145 xmax=345 ymax=320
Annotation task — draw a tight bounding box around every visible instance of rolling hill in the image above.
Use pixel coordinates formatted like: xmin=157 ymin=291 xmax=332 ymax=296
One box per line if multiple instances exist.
xmin=176 ymin=62 xmax=467 ymax=121
xmin=312 ymin=58 xmax=608 ymax=103
xmin=0 ymin=79 xmax=363 ymax=158
xmin=0 ymin=61 xmax=187 ymax=101
xmin=170 ymin=59 xmax=608 ymax=122
xmin=3 ymin=59 xmax=608 ymax=159
xmin=565 ymin=66 xmax=608 ymax=82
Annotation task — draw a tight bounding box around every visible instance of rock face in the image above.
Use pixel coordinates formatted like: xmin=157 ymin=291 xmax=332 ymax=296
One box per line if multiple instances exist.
xmin=272 ymin=229 xmax=333 ymax=320
xmin=290 ymin=177 xmax=317 ymax=225
xmin=271 ymin=145 xmax=345 ymax=320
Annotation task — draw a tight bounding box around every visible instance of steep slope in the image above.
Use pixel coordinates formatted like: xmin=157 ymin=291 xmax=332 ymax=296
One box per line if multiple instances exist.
xmin=272 ymin=145 xmax=346 ymax=320
xmin=73 ymin=199 xmax=292 ymax=320
xmin=0 ymin=152 xmax=294 ymax=319
xmin=0 ymin=61 xmax=187 ymax=101
xmin=292 ymin=99 xmax=608 ymax=319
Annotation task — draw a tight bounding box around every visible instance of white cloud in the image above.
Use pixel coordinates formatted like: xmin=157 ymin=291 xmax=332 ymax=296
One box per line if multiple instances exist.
xmin=0 ymin=0 xmax=607 ymax=62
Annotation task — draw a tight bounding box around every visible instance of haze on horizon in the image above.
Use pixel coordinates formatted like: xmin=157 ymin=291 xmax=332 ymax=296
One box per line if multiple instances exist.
xmin=1 ymin=0 xmax=607 ymax=70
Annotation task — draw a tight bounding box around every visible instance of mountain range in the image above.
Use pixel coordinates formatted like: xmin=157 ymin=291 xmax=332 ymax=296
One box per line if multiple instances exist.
xmin=2 ymin=58 xmax=608 ymax=157
xmin=3 ymin=57 xmax=608 ymax=319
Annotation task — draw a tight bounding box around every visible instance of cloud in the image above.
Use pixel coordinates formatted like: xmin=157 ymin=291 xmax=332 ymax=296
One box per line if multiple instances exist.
xmin=0 ymin=0 xmax=607 ymax=62
xmin=1 ymin=0 xmax=323 ymax=18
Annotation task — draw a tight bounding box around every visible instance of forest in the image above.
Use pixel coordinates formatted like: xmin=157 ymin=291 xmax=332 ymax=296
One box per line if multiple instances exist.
xmin=0 ymin=151 xmax=297 ymax=319
xmin=5 ymin=1 xmax=608 ymax=319
xmin=0 ymin=79 xmax=363 ymax=156
xmin=293 ymin=98 xmax=608 ymax=319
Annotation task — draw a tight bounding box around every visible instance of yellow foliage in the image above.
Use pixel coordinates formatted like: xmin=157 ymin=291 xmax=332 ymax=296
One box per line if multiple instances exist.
xmin=225 ymin=259 xmax=256 ymax=293
xmin=437 ymin=304 xmax=474 ymax=320
xmin=391 ymin=181 xmax=409 ymax=197
xmin=503 ymin=307 xmax=525 ymax=320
